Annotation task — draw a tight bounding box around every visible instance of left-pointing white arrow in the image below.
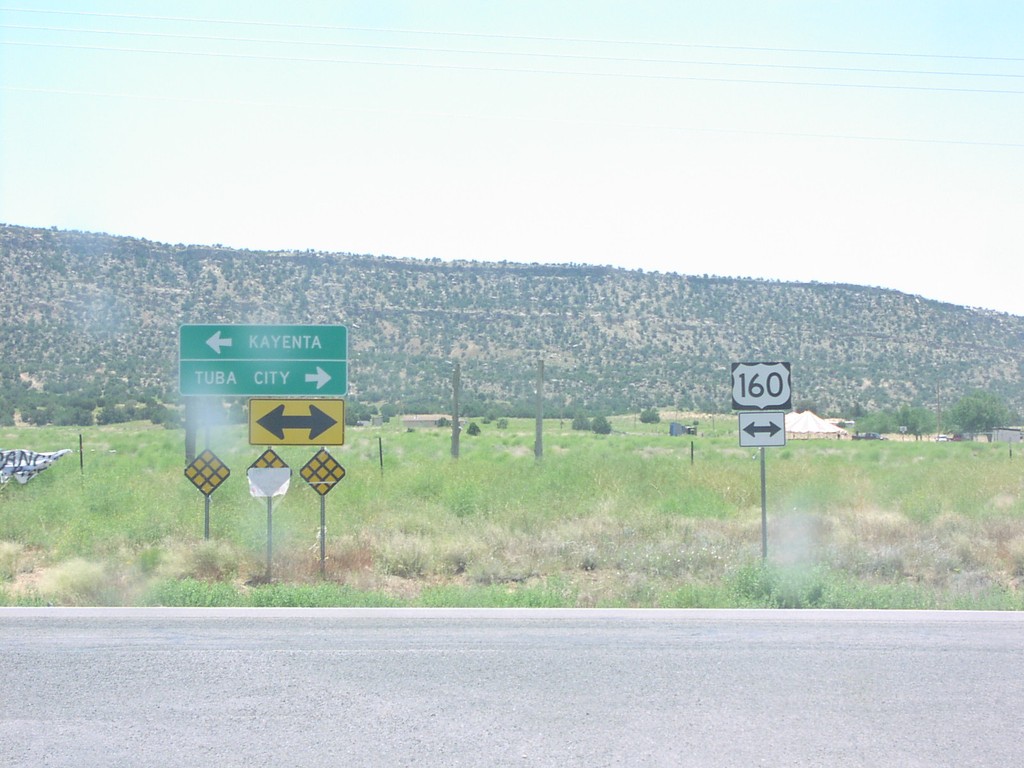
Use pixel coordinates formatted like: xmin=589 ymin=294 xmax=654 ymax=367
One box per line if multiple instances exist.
xmin=305 ymin=366 xmax=331 ymax=390
xmin=206 ymin=330 xmax=233 ymax=354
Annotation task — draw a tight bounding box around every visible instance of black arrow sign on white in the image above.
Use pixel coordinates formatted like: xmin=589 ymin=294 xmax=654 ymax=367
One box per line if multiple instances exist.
xmin=257 ymin=404 xmax=337 ymax=440
xmin=743 ymin=420 xmax=782 ymax=438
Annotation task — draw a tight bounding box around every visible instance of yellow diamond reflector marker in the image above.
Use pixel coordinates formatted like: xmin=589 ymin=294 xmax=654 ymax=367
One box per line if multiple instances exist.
xmin=184 ymin=449 xmax=230 ymax=496
xmin=301 ymin=449 xmax=345 ymax=496
xmin=250 ymin=448 xmax=288 ymax=469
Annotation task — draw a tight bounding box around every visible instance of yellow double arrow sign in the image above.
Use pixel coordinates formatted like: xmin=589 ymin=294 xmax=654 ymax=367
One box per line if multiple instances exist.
xmin=248 ymin=399 xmax=345 ymax=446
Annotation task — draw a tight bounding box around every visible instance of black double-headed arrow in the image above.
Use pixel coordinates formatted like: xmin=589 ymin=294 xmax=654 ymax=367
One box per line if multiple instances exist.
xmin=257 ymin=404 xmax=337 ymax=440
xmin=743 ymin=419 xmax=782 ymax=438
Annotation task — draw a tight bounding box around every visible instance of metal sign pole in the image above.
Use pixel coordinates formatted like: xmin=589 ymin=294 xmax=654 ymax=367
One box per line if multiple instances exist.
xmin=535 ymin=359 xmax=544 ymax=460
xmin=246 ymin=448 xmax=290 ymax=583
xmin=451 ymin=362 xmax=461 ymax=459
xmin=266 ymin=497 xmax=273 ymax=580
xmin=760 ymin=447 xmax=768 ymax=560
xmin=319 ymin=495 xmax=327 ymax=578
xmin=300 ymin=448 xmax=345 ymax=579
xmin=731 ymin=360 xmax=792 ymax=564
xmin=185 ymin=449 xmax=231 ymax=538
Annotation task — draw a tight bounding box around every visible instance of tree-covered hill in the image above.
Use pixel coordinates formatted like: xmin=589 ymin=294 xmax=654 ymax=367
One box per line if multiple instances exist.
xmin=2 ymin=223 xmax=1021 ymax=425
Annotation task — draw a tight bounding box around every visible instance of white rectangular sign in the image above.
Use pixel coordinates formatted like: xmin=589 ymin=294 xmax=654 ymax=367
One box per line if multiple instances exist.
xmin=247 ymin=467 xmax=292 ymax=498
xmin=738 ymin=411 xmax=787 ymax=447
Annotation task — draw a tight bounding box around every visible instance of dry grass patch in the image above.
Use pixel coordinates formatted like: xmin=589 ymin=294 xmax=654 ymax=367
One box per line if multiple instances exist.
xmin=766 ymin=507 xmax=1024 ymax=592
xmin=148 ymin=539 xmax=249 ymax=581
xmin=36 ymin=558 xmax=110 ymax=605
xmin=0 ymin=541 xmax=28 ymax=581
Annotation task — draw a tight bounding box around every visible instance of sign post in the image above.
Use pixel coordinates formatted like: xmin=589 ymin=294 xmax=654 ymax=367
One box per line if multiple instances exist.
xmin=184 ymin=449 xmax=230 ymax=540
xmin=759 ymin=446 xmax=768 ymax=560
xmin=732 ymin=362 xmax=792 ymax=560
xmin=300 ymin=449 xmax=346 ymax=577
xmin=247 ymin=449 xmax=291 ymax=581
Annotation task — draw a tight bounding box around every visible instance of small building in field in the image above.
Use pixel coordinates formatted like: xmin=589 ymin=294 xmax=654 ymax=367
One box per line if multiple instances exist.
xmin=991 ymin=427 xmax=1022 ymax=443
xmin=402 ymin=415 xmax=464 ymax=431
xmin=402 ymin=415 xmax=446 ymax=430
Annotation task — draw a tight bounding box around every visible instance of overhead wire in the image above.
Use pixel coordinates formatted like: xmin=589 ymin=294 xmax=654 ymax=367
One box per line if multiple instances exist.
xmin=2 ymin=6 xmax=1023 ymax=63
xmin=2 ymin=7 xmax=1021 ymax=95
xmin=3 ymin=38 xmax=1022 ymax=96
xmin=2 ymin=21 xmax=1023 ymax=81
xmin=1 ymin=6 xmax=1021 ymax=147
xmin=4 ymin=84 xmax=1022 ymax=149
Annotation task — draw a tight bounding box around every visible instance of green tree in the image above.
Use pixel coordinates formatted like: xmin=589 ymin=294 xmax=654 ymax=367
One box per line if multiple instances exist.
xmin=345 ymin=400 xmax=373 ymax=426
xmin=572 ymin=415 xmax=591 ymax=431
xmin=639 ymin=408 xmax=661 ymax=424
xmin=55 ymin=405 xmax=95 ymax=426
xmin=947 ymin=391 xmax=1013 ymax=434
xmin=854 ymin=410 xmax=897 ymax=435
xmin=592 ymin=415 xmax=612 ymax=435
xmin=896 ymin=405 xmax=934 ymax=438
xmin=96 ymin=404 xmax=129 ymax=425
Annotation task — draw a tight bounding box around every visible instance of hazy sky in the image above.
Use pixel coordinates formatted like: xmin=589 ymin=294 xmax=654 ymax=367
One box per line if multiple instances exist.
xmin=2 ymin=2 xmax=1022 ymax=315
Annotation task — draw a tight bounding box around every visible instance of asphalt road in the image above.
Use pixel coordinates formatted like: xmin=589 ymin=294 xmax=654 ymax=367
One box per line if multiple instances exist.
xmin=1 ymin=608 xmax=1022 ymax=767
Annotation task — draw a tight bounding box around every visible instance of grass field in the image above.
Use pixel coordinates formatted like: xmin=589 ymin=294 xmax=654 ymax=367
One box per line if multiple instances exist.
xmin=2 ymin=417 xmax=1023 ymax=608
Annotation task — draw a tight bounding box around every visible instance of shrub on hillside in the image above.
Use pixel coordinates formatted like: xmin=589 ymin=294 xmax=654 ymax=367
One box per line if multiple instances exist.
xmin=640 ymin=408 xmax=661 ymax=424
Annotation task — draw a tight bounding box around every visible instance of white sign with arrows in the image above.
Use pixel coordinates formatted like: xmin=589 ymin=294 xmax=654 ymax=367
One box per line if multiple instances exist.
xmin=738 ymin=411 xmax=787 ymax=447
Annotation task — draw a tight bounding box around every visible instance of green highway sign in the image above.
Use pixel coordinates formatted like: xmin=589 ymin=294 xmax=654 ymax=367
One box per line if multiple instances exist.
xmin=179 ymin=324 xmax=348 ymax=396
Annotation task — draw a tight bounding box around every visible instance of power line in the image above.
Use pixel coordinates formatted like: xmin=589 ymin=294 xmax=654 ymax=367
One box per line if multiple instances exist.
xmin=4 ymin=39 xmax=1023 ymax=96
xmin=3 ymin=22 xmax=1022 ymax=81
xmin=2 ymin=6 xmax=1023 ymax=64
xmin=4 ymin=85 xmax=1022 ymax=149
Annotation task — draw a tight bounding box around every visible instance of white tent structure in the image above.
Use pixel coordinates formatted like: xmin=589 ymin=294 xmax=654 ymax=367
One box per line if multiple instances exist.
xmin=785 ymin=411 xmax=849 ymax=439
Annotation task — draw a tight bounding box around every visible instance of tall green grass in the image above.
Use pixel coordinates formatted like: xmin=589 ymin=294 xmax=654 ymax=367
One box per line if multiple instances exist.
xmin=1 ymin=419 xmax=1022 ymax=607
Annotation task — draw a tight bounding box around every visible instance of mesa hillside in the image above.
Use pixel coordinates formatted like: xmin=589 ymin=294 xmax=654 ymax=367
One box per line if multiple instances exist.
xmin=2 ymin=224 xmax=1022 ymax=425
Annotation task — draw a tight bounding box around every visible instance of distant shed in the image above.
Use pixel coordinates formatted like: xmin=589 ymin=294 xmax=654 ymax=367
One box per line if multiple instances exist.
xmin=992 ymin=427 xmax=1022 ymax=443
xmin=402 ymin=415 xmax=447 ymax=430
xmin=402 ymin=415 xmax=463 ymax=431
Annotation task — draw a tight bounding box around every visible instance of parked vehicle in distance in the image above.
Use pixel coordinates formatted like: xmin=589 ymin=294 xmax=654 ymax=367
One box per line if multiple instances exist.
xmin=853 ymin=432 xmax=886 ymax=440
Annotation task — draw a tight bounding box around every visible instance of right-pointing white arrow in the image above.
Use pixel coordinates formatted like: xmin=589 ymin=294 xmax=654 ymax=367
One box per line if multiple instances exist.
xmin=305 ymin=366 xmax=332 ymax=390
